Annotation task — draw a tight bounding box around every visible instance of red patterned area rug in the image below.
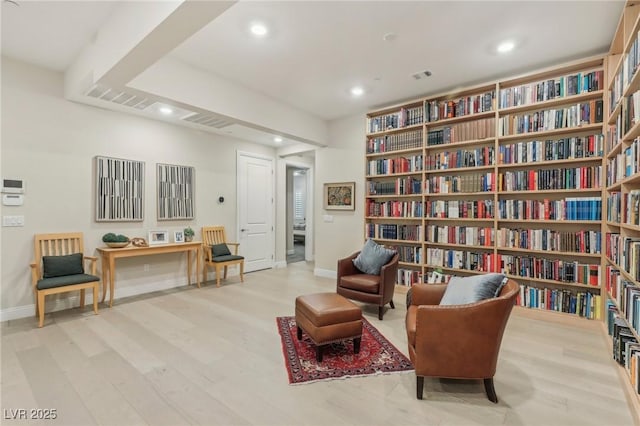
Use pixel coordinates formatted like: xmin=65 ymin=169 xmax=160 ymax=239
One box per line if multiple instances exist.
xmin=276 ymin=316 xmax=414 ymax=385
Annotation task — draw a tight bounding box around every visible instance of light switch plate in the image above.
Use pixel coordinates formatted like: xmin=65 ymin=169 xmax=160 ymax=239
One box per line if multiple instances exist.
xmin=2 ymin=215 xmax=24 ymax=227
xmin=323 ymin=215 xmax=334 ymax=223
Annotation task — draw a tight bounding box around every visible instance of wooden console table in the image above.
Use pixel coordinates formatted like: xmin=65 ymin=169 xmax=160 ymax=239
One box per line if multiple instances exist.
xmin=96 ymin=241 xmax=202 ymax=307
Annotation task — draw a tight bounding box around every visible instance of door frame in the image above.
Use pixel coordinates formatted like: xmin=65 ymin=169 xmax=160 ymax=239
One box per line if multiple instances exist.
xmin=284 ymin=158 xmax=314 ymax=262
xmin=236 ymin=150 xmax=276 ymax=270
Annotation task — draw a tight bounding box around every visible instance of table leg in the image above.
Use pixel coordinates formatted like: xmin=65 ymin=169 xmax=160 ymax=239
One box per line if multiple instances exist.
xmin=187 ymin=250 xmax=192 ymax=286
xmin=101 ymin=253 xmax=108 ymax=303
xmin=109 ymin=256 xmax=115 ymax=308
xmin=196 ymin=246 xmax=201 ymax=288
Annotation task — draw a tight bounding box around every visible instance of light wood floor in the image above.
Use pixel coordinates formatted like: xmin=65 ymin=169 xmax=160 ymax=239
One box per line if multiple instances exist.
xmin=1 ymin=262 xmax=636 ymax=425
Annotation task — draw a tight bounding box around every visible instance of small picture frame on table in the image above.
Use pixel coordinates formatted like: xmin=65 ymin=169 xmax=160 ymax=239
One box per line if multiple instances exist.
xmin=174 ymin=231 xmax=185 ymax=243
xmin=148 ymin=230 xmax=169 ymax=245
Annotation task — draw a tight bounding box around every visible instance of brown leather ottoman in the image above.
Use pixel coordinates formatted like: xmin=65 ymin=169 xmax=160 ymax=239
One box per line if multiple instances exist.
xmin=295 ymin=292 xmax=363 ymax=362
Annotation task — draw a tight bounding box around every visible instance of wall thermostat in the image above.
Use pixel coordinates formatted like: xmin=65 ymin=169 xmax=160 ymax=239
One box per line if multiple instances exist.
xmin=3 ymin=194 xmax=24 ymax=206
xmin=2 ymin=178 xmax=24 ymax=194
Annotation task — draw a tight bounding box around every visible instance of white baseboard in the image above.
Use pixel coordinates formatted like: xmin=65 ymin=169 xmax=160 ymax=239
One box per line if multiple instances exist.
xmin=314 ymin=268 xmax=336 ymax=279
xmin=0 ymin=277 xmax=200 ymax=323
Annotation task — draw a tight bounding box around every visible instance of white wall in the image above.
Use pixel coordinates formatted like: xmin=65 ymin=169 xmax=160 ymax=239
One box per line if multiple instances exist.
xmin=0 ymin=57 xmax=277 ymax=317
xmin=313 ymin=113 xmax=366 ymax=277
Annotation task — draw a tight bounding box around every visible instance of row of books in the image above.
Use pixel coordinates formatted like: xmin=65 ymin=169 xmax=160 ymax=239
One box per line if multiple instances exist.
xmin=426 ymin=248 xmax=493 ymax=272
xmin=496 ymin=228 xmax=601 ymax=254
xmin=426 ymin=225 xmax=494 ymax=247
xmin=499 ymin=134 xmax=603 ymax=165
xmin=624 ymin=92 xmax=640 ymax=133
xmin=427 ymin=117 xmax=496 ymax=145
xmin=367 ymin=177 xmax=422 ymax=195
xmin=499 ymin=70 xmax=604 ymax=109
xmin=498 ymin=254 xmax=601 ymax=285
xmin=397 ymin=268 xmax=423 ymax=286
xmin=366 ymin=200 xmax=423 ymax=218
xmin=367 ymin=155 xmax=423 ymax=176
xmin=368 ymin=106 xmax=423 ymax=133
xmin=498 ymin=166 xmax=602 ymax=191
xmin=607 ymin=119 xmax=622 ymax=153
xmin=424 ymin=91 xmax=495 ymax=122
xmin=606 ymin=268 xmax=640 ymax=330
xmin=427 ymin=199 xmax=494 ymax=219
xmin=366 ymin=129 xmax=423 ymax=154
xmin=606 ymin=138 xmax=640 ymax=186
xmin=366 ymin=224 xmax=422 ymax=241
xmin=497 ymin=197 xmax=601 ymax=221
xmin=606 ymin=235 xmax=640 ymax=280
xmin=387 ymin=245 xmax=421 ymax=264
xmin=626 ymin=190 xmax=640 ymax=226
xmin=425 ymin=146 xmax=494 ymax=170
xmin=425 ymin=173 xmax=495 ymax=194
xmin=498 ymin=100 xmax=604 ymax=136
xmin=518 ymin=285 xmax=601 ymax=319
xmin=607 ymin=304 xmax=640 ymax=394
xmin=608 ymin=192 xmax=622 ymax=223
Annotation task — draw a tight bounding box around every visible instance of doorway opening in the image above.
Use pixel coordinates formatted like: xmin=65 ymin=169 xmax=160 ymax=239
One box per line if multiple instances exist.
xmin=287 ymin=166 xmax=308 ymax=263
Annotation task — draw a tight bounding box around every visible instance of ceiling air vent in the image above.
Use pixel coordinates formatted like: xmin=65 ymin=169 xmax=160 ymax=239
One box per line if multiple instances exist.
xmin=182 ymin=113 xmax=233 ymax=129
xmin=412 ymin=70 xmax=432 ymax=80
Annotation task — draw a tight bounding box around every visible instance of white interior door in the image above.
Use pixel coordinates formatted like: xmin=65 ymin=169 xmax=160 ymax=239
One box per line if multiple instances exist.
xmin=237 ymin=152 xmax=274 ymax=272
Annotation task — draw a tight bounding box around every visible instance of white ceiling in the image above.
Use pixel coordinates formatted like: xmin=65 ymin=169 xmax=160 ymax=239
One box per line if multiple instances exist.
xmin=1 ymin=0 xmax=626 ymax=146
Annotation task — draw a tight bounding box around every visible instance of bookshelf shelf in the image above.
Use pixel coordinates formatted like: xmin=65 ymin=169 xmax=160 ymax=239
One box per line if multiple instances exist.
xmin=366 ymin=171 xmax=423 ymax=178
xmin=497 ymin=123 xmax=603 ymax=142
xmin=426 ymin=191 xmax=495 ymax=197
xmin=424 ymin=266 xmax=487 ymax=275
xmin=609 ymin=99 xmax=623 ymax=124
xmin=366 ymin=147 xmax=423 ymax=158
xmin=372 ymin=238 xmax=422 ymax=245
xmin=498 ymin=188 xmax=602 ymax=195
xmin=366 ymin=122 xmax=424 ymax=138
xmin=504 ymin=274 xmax=601 ymax=289
xmin=497 ymin=90 xmax=604 ymax=115
xmin=497 ymin=246 xmax=601 ymax=258
xmin=623 ymin=119 xmax=640 ymax=142
xmin=606 ymin=140 xmax=624 ymax=159
xmin=366 ymin=194 xmax=423 ymax=198
xmin=498 ymin=156 xmax=603 ymax=168
xmin=399 ymin=261 xmax=422 ymax=267
xmin=620 ymin=223 xmax=640 ymax=232
xmin=497 ymin=219 xmax=601 ymax=225
xmin=424 ymin=165 xmax=495 ymax=174
xmin=426 ymin=110 xmax=495 ymax=126
xmin=427 ymin=241 xmax=494 ymax=250
xmin=365 ymin=216 xmax=423 ymax=221
xmin=428 ymin=217 xmax=495 ymax=222
xmin=424 ymin=137 xmax=496 ymax=151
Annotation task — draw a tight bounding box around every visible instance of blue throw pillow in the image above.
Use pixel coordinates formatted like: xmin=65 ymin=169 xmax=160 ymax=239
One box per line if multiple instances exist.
xmin=439 ymin=273 xmax=508 ymax=306
xmin=353 ymin=239 xmax=396 ymax=275
xmin=42 ymin=253 xmax=84 ymax=278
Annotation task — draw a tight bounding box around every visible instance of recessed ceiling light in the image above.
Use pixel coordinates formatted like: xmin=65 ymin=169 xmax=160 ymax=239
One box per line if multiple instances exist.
xmin=159 ymin=107 xmax=173 ymax=115
xmin=274 ymin=136 xmax=283 ymax=144
xmin=351 ymin=86 xmax=364 ymax=96
xmin=497 ymin=41 xmax=515 ymax=53
xmin=250 ymin=22 xmax=268 ymax=37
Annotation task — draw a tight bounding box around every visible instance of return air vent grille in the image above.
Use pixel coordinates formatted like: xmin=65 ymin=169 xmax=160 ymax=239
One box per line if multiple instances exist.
xmin=182 ymin=113 xmax=233 ymax=129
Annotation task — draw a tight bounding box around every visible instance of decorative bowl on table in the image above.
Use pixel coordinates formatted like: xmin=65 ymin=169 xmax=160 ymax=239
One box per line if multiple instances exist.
xmin=106 ymin=242 xmax=129 ymax=248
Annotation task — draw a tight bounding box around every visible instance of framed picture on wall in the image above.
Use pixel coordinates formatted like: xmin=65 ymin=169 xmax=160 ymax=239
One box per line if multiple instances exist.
xmin=157 ymin=163 xmax=195 ymax=220
xmin=95 ymin=156 xmax=145 ymax=221
xmin=323 ymin=182 xmax=355 ymax=211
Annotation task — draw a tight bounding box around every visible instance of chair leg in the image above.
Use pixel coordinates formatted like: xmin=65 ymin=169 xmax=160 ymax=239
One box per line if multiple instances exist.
xmin=240 ymin=261 xmax=244 ymax=282
xmin=93 ymin=284 xmax=99 ymax=315
xmin=296 ymin=325 xmax=302 ymax=340
xmin=224 ymin=266 xmax=228 ymax=279
xmin=484 ymin=378 xmax=498 ymax=403
xmin=37 ymin=292 xmax=45 ymax=328
xmin=389 ymin=300 xmax=395 ymax=309
xmin=354 ymin=337 xmax=361 ymax=354
xmin=378 ymin=306 xmax=384 ymax=320
xmin=80 ymin=289 xmax=85 ymax=308
xmin=215 ymin=265 xmax=221 ymax=287
xmin=316 ymin=345 xmax=323 ymax=362
xmin=416 ymin=376 xmax=424 ymax=400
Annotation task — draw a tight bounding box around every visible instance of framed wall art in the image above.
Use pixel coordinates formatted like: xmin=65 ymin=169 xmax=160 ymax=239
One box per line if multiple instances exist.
xmin=323 ymin=182 xmax=355 ymax=211
xmin=95 ymin=156 xmax=145 ymax=222
xmin=157 ymin=163 xmax=195 ymax=220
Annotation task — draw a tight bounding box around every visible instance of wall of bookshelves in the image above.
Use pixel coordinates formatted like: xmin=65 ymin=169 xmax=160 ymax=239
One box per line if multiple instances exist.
xmin=604 ymin=0 xmax=640 ymax=410
xmin=365 ymin=57 xmax=607 ymax=323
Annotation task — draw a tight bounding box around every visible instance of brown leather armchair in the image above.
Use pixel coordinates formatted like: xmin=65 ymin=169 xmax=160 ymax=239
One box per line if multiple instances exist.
xmin=337 ymin=251 xmax=399 ymax=320
xmin=405 ymin=279 xmax=519 ymax=402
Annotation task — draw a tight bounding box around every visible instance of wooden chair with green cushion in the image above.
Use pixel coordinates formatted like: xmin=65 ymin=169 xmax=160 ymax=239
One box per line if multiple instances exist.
xmin=30 ymin=232 xmax=100 ymax=327
xmin=202 ymin=226 xmax=244 ymax=287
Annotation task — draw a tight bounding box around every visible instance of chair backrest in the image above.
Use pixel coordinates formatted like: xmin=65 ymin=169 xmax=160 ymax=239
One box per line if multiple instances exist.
xmin=202 ymin=226 xmax=227 ymax=246
xmin=33 ymin=232 xmax=85 ymax=278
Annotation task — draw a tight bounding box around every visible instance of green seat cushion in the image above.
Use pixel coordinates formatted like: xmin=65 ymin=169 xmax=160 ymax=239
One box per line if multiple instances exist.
xmin=211 ymin=243 xmax=232 ymax=257
xmin=42 ymin=253 xmax=84 ymax=278
xmin=353 ymin=239 xmax=396 ymax=275
xmin=439 ymin=273 xmax=507 ymax=306
xmin=37 ymin=273 xmax=100 ymax=290
xmin=211 ymin=254 xmax=244 ymax=263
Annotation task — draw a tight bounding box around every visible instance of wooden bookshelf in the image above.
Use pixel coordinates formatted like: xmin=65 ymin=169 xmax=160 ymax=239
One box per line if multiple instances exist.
xmin=365 ymin=55 xmax=607 ymax=315
xmin=606 ymin=0 xmax=640 ymax=410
